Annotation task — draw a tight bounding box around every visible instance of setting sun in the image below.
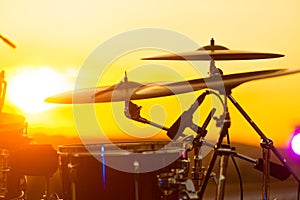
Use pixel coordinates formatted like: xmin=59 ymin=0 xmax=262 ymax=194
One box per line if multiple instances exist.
xmin=7 ymin=66 xmax=75 ymax=114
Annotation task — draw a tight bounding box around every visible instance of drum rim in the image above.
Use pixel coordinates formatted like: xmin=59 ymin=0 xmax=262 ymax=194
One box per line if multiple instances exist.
xmin=58 ymin=140 xmax=187 ymax=155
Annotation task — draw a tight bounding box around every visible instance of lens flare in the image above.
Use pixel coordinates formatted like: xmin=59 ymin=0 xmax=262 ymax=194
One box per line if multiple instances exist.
xmin=7 ymin=66 xmax=75 ymax=114
xmin=291 ymin=133 xmax=300 ymax=155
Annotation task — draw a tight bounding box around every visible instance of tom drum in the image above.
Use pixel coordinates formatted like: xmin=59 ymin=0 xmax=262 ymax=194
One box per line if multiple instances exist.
xmin=58 ymin=141 xmax=188 ymax=200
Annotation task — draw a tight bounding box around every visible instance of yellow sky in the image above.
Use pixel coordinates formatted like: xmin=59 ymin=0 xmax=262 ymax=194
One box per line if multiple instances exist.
xmin=0 ymin=0 xmax=300 ymax=147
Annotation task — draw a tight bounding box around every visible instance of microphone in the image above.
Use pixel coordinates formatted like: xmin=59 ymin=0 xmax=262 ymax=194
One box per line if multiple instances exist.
xmin=167 ymin=91 xmax=209 ymax=140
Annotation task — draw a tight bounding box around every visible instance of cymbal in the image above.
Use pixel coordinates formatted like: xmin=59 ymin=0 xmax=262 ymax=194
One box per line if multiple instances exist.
xmin=45 ymin=68 xmax=300 ymax=104
xmin=142 ymin=38 xmax=284 ymax=61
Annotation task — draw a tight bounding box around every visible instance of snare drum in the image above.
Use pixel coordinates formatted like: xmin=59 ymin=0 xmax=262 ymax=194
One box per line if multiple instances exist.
xmin=58 ymin=141 xmax=188 ymax=200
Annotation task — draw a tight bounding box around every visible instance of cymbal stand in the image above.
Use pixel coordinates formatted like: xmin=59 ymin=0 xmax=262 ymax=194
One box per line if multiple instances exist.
xmin=227 ymin=94 xmax=300 ymax=200
xmin=197 ymin=61 xmax=246 ymax=199
xmin=197 ymin=91 xmax=230 ymax=200
xmin=198 ymin=61 xmax=300 ymax=200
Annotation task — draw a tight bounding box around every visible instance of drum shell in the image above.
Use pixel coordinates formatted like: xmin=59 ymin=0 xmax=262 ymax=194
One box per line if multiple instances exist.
xmin=59 ymin=142 xmax=186 ymax=200
xmin=11 ymin=144 xmax=58 ymax=176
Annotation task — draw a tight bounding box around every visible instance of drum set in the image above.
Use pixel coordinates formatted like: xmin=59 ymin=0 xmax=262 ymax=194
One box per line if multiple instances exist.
xmin=1 ymin=37 xmax=300 ymax=200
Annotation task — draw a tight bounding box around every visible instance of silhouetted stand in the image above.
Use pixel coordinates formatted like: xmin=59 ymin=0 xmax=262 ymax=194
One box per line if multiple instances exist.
xmin=198 ymin=61 xmax=300 ymax=200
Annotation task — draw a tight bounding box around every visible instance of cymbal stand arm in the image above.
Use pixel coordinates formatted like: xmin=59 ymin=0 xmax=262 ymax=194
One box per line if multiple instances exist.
xmin=124 ymin=91 xmax=211 ymax=138
xmin=123 ymin=71 xmax=170 ymax=131
xmin=124 ymin=100 xmax=170 ymax=131
xmin=227 ymin=94 xmax=300 ymax=200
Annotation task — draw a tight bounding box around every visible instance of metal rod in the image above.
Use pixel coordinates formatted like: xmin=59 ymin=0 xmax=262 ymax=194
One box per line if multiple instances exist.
xmin=227 ymin=94 xmax=268 ymax=141
xmin=261 ymin=141 xmax=271 ymax=200
xmin=216 ymin=154 xmax=229 ymax=200
xmin=235 ymin=153 xmax=257 ymax=164
xmin=0 ymin=34 xmax=16 ymax=49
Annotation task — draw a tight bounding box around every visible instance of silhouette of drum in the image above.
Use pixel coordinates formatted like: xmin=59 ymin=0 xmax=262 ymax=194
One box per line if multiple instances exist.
xmin=58 ymin=141 xmax=187 ymax=200
xmin=6 ymin=144 xmax=58 ymax=199
xmin=11 ymin=144 xmax=58 ymax=176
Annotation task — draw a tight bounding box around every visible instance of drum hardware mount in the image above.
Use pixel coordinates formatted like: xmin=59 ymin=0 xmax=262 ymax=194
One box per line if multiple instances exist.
xmin=157 ymin=171 xmax=198 ymax=200
xmin=123 ymin=72 xmax=170 ymax=132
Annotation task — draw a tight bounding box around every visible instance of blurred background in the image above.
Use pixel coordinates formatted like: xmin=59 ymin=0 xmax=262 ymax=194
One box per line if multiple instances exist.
xmin=0 ymin=0 xmax=300 ymax=199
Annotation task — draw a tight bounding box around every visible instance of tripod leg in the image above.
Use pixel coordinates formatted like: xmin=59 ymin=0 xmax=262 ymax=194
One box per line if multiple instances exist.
xmin=197 ymin=149 xmax=219 ymax=199
xmin=261 ymin=140 xmax=271 ymax=200
xmin=216 ymin=152 xmax=229 ymax=200
xmin=198 ymin=118 xmax=230 ymax=199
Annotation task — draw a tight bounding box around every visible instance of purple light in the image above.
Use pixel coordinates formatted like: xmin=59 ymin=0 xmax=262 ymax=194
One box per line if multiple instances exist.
xmin=291 ymin=133 xmax=300 ymax=155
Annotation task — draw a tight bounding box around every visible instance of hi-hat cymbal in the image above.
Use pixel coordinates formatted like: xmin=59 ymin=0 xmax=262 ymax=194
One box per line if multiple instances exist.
xmin=45 ymin=68 xmax=300 ymax=104
xmin=142 ymin=38 xmax=284 ymax=61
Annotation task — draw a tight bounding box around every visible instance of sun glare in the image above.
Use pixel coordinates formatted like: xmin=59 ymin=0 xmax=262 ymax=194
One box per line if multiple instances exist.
xmin=291 ymin=133 xmax=300 ymax=155
xmin=7 ymin=66 xmax=75 ymax=114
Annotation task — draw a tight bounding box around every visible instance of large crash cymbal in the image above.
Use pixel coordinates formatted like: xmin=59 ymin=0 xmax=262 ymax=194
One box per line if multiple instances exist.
xmin=45 ymin=68 xmax=300 ymax=104
xmin=142 ymin=38 xmax=284 ymax=61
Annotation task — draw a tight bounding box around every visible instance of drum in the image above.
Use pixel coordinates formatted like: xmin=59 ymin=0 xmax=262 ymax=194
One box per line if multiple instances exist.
xmin=11 ymin=144 xmax=58 ymax=176
xmin=4 ymin=144 xmax=58 ymax=200
xmin=0 ymin=112 xmax=29 ymax=199
xmin=0 ymin=112 xmax=29 ymax=150
xmin=58 ymin=141 xmax=188 ymax=200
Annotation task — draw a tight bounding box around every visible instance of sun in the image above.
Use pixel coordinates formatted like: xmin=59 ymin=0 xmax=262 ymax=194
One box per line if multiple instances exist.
xmin=7 ymin=66 xmax=75 ymax=114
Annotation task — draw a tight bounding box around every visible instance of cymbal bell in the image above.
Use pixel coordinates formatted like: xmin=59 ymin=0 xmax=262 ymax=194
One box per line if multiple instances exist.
xmin=142 ymin=38 xmax=284 ymax=61
xmin=45 ymin=68 xmax=300 ymax=104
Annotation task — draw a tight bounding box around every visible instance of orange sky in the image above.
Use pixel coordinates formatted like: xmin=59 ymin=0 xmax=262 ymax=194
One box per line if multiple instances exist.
xmin=0 ymin=0 xmax=300 ymax=147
